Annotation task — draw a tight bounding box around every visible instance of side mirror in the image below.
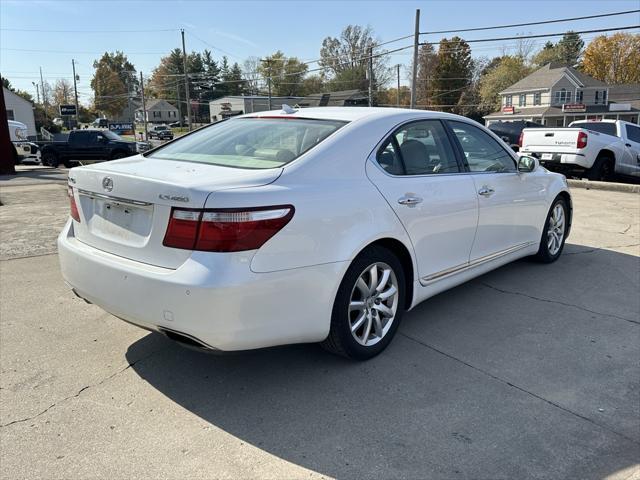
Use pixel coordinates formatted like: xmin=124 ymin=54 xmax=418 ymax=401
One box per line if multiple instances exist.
xmin=518 ymin=155 xmax=538 ymax=173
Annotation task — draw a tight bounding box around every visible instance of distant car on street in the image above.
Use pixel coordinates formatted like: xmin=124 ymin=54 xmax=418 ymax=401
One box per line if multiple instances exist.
xmin=148 ymin=125 xmax=174 ymax=140
xmin=39 ymin=129 xmax=137 ymax=167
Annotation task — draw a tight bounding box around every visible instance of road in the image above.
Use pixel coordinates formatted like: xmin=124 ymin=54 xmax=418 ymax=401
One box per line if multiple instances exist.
xmin=0 ymin=170 xmax=638 ymax=479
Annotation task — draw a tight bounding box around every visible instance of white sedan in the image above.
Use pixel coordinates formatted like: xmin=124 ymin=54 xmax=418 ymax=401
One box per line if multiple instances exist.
xmin=59 ymin=107 xmax=572 ymax=360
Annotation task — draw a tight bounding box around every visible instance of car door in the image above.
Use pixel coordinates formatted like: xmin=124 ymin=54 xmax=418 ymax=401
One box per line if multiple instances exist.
xmin=446 ymin=120 xmax=546 ymax=262
xmin=366 ymin=119 xmax=479 ymax=282
xmin=621 ymin=124 xmax=640 ymax=177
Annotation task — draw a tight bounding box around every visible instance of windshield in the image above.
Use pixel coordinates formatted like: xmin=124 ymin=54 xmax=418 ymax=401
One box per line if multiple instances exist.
xmin=103 ymin=130 xmax=123 ymax=141
xmin=148 ymin=117 xmax=347 ymax=169
xmin=571 ymin=122 xmax=617 ymax=136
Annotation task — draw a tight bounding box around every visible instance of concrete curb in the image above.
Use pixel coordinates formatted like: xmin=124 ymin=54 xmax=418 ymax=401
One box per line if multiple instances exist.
xmin=567 ymin=179 xmax=640 ymax=194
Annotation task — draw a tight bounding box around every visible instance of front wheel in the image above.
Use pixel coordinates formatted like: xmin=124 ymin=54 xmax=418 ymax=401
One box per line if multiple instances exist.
xmin=534 ymin=198 xmax=568 ymax=263
xmin=321 ymin=246 xmax=405 ymax=360
xmin=41 ymin=151 xmax=59 ymax=167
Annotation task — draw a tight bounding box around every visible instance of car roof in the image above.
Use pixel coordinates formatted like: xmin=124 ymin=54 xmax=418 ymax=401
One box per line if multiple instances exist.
xmin=242 ymin=106 xmax=461 ymax=123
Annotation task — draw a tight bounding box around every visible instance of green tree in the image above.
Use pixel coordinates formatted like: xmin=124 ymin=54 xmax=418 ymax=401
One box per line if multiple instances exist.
xmin=91 ymin=51 xmax=137 ymax=117
xmin=556 ymin=31 xmax=584 ymax=66
xmin=479 ymin=55 xmax=532 ymax=111
xmin=319 ymin=25 xmax=391 ymax=93
xmin=431 ymin=37 xmax=472 ymax=113
xmin=258 ymin=51 xmax=308 ymax=96
xmin=415 ymin=43 xmax=439 ymax=106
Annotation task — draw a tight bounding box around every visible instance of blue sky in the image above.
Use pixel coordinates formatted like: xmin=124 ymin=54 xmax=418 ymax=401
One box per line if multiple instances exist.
xmin=1 ymin=0 xmax=639 ymax=104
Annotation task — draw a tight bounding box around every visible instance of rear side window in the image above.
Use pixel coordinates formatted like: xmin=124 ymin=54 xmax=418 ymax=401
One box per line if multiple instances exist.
xmin=376 ymin=120 xmax=460 ymax=175
xmin=572 ymin=122 xmax=617 ymax=136
xmin=149 ymin=118 xmax=347 ymax=169
xmin=625 ymin=124 xmax=640 ymax=143
xmin=448 ymin=120 xmax=516 ymax=173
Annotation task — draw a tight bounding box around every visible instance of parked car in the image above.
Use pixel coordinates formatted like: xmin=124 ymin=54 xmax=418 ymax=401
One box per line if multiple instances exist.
xmin=40 ymin=129 xmax=137 ymax=167
xmin=148 ymin=124 xmax=174 ymax=140
xmin=488 ymin=120 xmax=544 ymax=152
xmin=169 ymin=120 xmax=186 ymax=128
xmin=519 ymin=120 xmax=640 ymax=180
xmin=8 ymin=119 xmax=39 ymax=164
xmin=59 ymin=107 xmax=572 ymax=360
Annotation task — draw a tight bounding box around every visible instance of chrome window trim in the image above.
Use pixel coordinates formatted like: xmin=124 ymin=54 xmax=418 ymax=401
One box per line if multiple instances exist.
xmin=77 ymin=189 xmax=153 ymax=207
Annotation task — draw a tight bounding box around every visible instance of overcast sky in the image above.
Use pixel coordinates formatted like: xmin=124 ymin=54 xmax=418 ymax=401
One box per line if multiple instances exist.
xmin=1 ymin=0 xmax=638 ymax=104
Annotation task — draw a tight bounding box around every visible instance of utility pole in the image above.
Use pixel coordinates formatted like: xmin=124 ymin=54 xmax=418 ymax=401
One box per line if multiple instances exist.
xmin=181 ymin=29 xmax=192 ymax=131
xmin=368 ymin=46 xmax=374 ymax=107
xmin=71 ymin=59 xmax=79 ymax=126
xmin=140 ymin=71 xmax=148 ymax=141
xmin=410 ymin=8 xmax=420 ymax=109
xmin=397 ymin=64 xmax=401 ymax=107
xmin=175 ymin=83 xmax=183 ymax=126
xmin=40 ymin=66 xmax=48 ymax=122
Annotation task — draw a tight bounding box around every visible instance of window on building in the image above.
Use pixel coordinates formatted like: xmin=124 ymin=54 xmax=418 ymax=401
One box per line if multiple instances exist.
xmin=505 ymin=95 xmax=512 ymax=107
xmin=554 ymin=88 xmax=570 ymax=105
xmin=556 ymin=118 xmax=564 ymax=127
xmin=595 ymin=90 xmax=607 ymax=104
xmin=519 ymin=94 xmax=526 ymax=107
xmin=576 ymin=90 xmax=583 ymax=103
xmin=6 ymin=109 xmax=15 ymax=120
xmin=533 ymin=92 xmax=541 ymax=106
xmin=153 ymin=111 xmax=161 ymax=118
xmin=602 ymin=90 xmax=607 ymax=104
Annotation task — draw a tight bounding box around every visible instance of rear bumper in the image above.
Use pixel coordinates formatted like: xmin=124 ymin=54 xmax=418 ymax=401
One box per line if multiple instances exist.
xmin=522 ymin=151 xmax=592 ymax=170
xmin=58 ymin=220 xmax=347 ymax=351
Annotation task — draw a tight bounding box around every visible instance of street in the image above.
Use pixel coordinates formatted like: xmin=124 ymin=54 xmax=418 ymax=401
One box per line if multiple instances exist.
xmin=0 ymin=169 xmax=638 ymax=479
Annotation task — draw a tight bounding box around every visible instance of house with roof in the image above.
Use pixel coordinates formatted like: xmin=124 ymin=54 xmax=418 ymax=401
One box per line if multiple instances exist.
xmin=135 ymin=99 xmax=180 ymax=124
xmin=484 ymin=63 xmax=639 ymax=127
xmin=4 ymin=86 xmax=37 ymax=137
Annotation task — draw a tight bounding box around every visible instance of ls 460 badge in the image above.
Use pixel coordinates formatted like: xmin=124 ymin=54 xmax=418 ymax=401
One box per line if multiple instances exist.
xmin=159 ymin=194 xmax=190 ymax=202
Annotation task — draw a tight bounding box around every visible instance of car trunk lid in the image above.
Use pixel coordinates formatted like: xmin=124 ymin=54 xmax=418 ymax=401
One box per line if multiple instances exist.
xmin=69 ymin=155 xmax=282 ymax=268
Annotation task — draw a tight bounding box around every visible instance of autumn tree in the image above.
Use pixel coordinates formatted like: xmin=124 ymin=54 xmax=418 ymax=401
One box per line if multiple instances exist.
xmin=581 ymin=33 xmax=640 ymax=84
xmin=319 ymin=25 xmax=391 ymax=92
xmin=242 ymin=56 xmax=261 ymax=95
xmin=258 ymin=51 xmax=308 ymax=96
xmin=479 ymin=56 xmax=532 ymax=111
xmin=91 ymin=52 xmax=137 ymax=117
xmin=430 ymin=37 xmax=472 ymax=113
xmin=52 ymin=79 xmax=73 ymax=106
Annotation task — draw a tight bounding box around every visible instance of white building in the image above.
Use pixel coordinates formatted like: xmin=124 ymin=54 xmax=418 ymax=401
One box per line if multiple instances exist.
xmin=209 ymin=96 xmax=303 ymax=122
xmin=3 ymin=86 xmax=36 ymax=137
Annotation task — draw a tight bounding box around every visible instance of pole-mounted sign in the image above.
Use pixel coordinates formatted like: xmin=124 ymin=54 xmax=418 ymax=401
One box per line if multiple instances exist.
xmin=59 ymin=104 xmax=77 ymax=116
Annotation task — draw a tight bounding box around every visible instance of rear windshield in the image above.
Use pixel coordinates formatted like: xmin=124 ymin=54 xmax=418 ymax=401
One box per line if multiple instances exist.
xmin=148 ymin=117 xmax=347 ymax=169
xmin=572 ymin=122 xmax=617 ymax=136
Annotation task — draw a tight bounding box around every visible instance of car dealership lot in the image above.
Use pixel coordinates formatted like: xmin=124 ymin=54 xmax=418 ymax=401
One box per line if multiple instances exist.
xmin=0 ymin=172 xmax=638 ymax=479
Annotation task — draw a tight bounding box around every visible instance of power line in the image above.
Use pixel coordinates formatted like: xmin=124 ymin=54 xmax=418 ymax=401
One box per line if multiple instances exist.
xmin=0 ymin=27 xmax=179 ymax=33
xmin=421 ymin=9 xmax=640 ymax=35
xmin=420 ymin=25 xmax=640 ymax=46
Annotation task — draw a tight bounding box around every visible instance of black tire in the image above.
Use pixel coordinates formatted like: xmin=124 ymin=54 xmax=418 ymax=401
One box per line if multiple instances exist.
xmin=534 ymin=197 xmax=568 ymax=263
xmin=111 ymin=150 xmax=127 ymax=160
xmin=587 ymin=156 xmax=614 ymax=182
xmin=63 ymin=160 xmax=74 ymax=168
xmin=321 ymin=245 xmax=406 ymax=360
xmin=41 ymin=151 xmax=59 ymax=167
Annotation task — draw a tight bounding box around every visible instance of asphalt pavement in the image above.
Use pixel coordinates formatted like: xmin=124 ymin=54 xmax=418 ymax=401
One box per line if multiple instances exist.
xmin=0 ymin=171 xmax=638 ymax=479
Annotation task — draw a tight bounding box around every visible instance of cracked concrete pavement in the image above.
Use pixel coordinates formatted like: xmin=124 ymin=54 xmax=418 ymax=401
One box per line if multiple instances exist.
xmin=1 ymin=173 xmax=639 ymax=479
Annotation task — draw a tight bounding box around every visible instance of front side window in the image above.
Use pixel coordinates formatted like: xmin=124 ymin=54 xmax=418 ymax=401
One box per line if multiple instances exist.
xmin=377 ymin=120 xmax=460 ymax=176
xmin=448 ymin=120 xmax=516 ymax=173
xmin=149 ymin=117 xmax=347 ymax=169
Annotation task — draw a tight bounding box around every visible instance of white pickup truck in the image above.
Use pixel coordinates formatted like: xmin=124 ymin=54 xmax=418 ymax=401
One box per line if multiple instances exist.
xmin=519 ymin=120 xmax=640 ymax=180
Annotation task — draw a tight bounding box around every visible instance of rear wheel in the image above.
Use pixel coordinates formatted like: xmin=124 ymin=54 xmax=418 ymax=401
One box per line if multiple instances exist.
xmin=587 ymin=156 xmax=614 ymax=182
xmin=534 ymin=197 xmax=568 ymax=263
xmin=321 ymin=246 xmax=405 ymax=360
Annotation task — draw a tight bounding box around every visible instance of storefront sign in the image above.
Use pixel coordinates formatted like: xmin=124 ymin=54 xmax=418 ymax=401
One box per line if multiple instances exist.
xmin=502 ymin=106 xmax=515 ymax=114
xmin=562 ymin=103 xmax=586 ymax=113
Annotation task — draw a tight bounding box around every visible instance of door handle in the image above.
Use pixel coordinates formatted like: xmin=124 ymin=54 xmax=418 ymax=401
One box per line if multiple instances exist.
xmin=478 ymin=186 xmax=495 ymax=197
xmin=398 ymin=195 xmax=423 ymax=206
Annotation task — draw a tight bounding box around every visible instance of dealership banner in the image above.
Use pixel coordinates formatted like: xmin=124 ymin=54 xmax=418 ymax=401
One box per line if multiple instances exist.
xmin=108 ymin=122 xmax=134 ymax=135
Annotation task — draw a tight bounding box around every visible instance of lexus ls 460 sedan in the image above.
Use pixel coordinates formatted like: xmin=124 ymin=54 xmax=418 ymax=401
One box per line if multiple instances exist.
xmin=59 ymin=107 xmax=572 ymax=360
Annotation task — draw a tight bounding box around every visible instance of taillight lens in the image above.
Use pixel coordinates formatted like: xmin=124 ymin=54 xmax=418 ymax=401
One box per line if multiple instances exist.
xmin=68 ymin=186 xmax=81 ymax=222
xmin=577 ymin=131 xmax=588 ymax=149
xmin=518 ymin=131 xmax=524 ymax=148
xmin=163 ymin=205 xmax=294 ymax=252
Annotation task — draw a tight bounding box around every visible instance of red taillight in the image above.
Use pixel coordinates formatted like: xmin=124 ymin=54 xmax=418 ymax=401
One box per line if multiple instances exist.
xmin=577 ymin=131 xmax=588 ymax=149
xmin=163 ymin=205 xmax=294 ymax=252
xmin=68 ymin=186 xmax=81 ymax=222
xmin=518 ymin=131 xmax=524 ymax=148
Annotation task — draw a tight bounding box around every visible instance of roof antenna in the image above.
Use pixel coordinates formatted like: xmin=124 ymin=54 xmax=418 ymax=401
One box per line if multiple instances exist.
xmin=281 ymin=104 xmax=296 ymax=114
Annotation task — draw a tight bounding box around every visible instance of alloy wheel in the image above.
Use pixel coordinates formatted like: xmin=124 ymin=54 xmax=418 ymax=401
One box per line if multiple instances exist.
xmin=348 ymin=262 xmax=399 ymax=347
xmin=547 ymin=203 xmax=565 ymax=256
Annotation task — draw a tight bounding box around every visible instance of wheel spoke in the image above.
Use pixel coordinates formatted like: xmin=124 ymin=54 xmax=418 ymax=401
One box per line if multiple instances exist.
xmin=356 ymin=277 xmax=369 ymax=297
xmin=373 ymin=315 xmax=383 ymax=338
xmin=351 ymin=312 xmax=366 ymax=332
xmin=378 ymin=285 xmax=397 ymax=300
xmin=349 ymin=301 xmax=365 ymax=312
xmin=368 ymin=265 xmax=378 ymax=295
xmin=374 ymin=303 xmax=394 ymax=318
xmin=361 ymin=313 xmax=373 ymax=342
xmin=375 ymin=269 xmax=391 ymax=293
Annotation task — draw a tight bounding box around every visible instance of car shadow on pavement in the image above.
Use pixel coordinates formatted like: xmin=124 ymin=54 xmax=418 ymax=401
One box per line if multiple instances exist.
xmin=125 ymin=243 xmax=639 ymax=479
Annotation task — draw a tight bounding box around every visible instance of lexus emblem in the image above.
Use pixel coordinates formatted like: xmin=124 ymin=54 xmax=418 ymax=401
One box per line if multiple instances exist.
xmin=102 ymin=177 xmax=114 ymax=192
